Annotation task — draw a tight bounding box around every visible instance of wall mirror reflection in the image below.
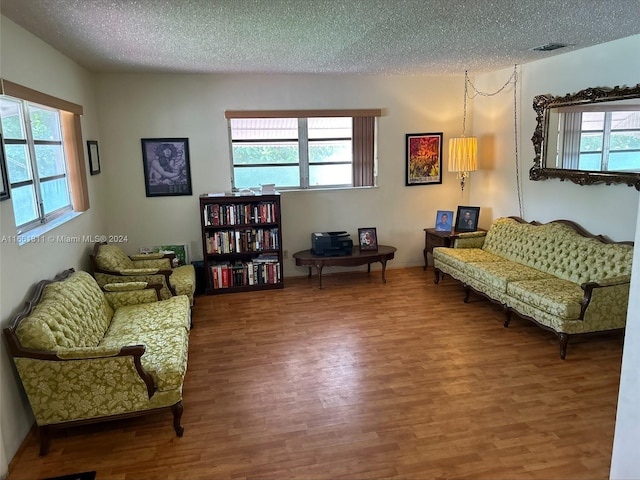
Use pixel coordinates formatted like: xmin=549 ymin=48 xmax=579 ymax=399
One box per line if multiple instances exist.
xmin=530 ymin=84 xmax=640 ymax=190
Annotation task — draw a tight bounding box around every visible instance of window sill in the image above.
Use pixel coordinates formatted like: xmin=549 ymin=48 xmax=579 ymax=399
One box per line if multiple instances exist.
xmin=17 ymin=211 xmax=83 ymax=246
xmin=278 ymin=185 xmax=378 ymax=193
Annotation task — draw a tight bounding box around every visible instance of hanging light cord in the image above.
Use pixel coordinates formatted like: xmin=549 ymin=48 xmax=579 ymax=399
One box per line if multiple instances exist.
xmin=512 ymin=68 xmax=522 ymax=218
xmin=464 ymin=66 xmax=522 ymax=218
xmin=461 ymin=70 xmax=469 ymax=136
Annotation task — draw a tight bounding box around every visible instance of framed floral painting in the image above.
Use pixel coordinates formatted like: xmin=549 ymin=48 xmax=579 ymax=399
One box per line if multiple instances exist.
xmin=406 ymin=132 xmax=443 ymax=186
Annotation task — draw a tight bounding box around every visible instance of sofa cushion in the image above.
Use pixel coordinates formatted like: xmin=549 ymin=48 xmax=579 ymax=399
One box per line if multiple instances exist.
xmin=542 ymin=237 xmax=633 ymax=285
xmin=464 ymin=261 xmax=554 ymax=293
xmin=95 ymin=244 xmax=135 ymax=271
xmin=506 ymin=278 xmax=584 ymax=320
xmin=105 ymin=295 xmax=191 ymax=337
xmin=16 ymin=271 xmax=113 ymax=350
xmin=100 ymin=327 xmax=189 ymax=392
xmin=482 ymin=217 xmax=634 ymax=284
xmin=433 ymin=247 xmax=504 ymax=273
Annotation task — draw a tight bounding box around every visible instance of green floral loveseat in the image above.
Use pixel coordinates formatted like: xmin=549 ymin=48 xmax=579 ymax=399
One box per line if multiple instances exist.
xmin=433 ymin=217 xmax=633 ymax=359
xmin=3 ymin=269 xmax=191 ymax=455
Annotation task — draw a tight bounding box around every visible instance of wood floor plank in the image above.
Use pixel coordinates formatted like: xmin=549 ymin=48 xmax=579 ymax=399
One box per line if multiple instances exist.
xmin=7 ymin=267 xmax=623 ymax=479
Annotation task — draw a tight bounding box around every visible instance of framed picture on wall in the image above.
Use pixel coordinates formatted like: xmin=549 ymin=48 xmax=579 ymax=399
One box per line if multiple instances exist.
xmin=87 ymin=140 xmax=101 ymax=175
xmin=455 ymin=206 xmax=480 ymax=232
xmin=405 ymin=132 xmax=443 ymax=186
xmin=141 ymin=138 xmax=193 ymax=197
xmin=0 ymin=134 xmax=10 ymax=201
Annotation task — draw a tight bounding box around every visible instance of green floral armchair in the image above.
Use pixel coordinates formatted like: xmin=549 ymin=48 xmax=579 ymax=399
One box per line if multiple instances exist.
xmin=90 ymin=242 xmax=196 ymax=306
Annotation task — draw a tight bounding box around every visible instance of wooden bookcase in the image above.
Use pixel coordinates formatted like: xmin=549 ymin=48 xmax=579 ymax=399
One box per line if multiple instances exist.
xmin=199 ymin=193 xmax=284 ymax=294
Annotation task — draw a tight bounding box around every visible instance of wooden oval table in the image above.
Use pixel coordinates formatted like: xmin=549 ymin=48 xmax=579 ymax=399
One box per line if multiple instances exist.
xmin=293 ymin=245 xmax=397 ymax=288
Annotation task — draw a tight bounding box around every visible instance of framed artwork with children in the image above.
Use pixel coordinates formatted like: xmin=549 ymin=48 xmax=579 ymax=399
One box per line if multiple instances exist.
xmin=435 ymin=210 xmax=454 ymax=232
xmin=455 ymin=206 xmax=480 ymax=232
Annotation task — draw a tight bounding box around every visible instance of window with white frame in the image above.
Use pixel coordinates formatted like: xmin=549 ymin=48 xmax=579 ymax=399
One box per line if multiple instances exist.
xmin=559 ymin=109 xmax=640 ymax=172
xmin=1 ymin=96 xmax=72 ymax=231
xmin=578 ymin=111 xmax=640 ymax=171
xmin=227 ymin=110 xmax=379 ymax=190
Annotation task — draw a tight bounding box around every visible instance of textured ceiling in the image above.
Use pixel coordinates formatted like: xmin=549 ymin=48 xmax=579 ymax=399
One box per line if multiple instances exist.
xmin=2 ymin=0 xmax=640 ymax=75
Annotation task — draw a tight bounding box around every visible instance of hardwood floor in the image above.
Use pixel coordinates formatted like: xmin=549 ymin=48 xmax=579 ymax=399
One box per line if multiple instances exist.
xmin=7 ymin=267 xmax=624 ymax=480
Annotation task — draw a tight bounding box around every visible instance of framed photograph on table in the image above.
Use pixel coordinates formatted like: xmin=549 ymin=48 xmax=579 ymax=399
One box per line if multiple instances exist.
xmin=455 ymin=206 xmax=480 ymax=232
xmin=435 ymin=210 xmax=454 ymax=232
xmin=141 ymin=138 xmax=193 ymax=197
xmin=358 ymin=227 xmax=378 ymax=251
xmin=405 ymin=132 xmax=443 ymax=186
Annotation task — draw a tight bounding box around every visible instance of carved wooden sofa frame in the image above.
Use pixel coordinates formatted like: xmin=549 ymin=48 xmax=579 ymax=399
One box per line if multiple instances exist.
xmin=433 ymin=217 xmax=633 ymax=359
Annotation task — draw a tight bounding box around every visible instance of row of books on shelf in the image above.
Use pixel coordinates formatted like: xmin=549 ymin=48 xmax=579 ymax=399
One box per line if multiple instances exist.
xmin=205 ymin=228 xmax=279 ymax=254
xmin=203 ymin=202 xmax=277 ymax=226
xmin=209 ymin=255 xmax=281 ymax=289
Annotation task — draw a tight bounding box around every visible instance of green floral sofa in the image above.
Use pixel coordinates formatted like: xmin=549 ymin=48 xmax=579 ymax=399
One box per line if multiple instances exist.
xmin=90 ymin=242 xmax=196 ymax=307
xmin=3 ymin=269 xmax=191 ymax=455
xmin=433 ymin=217 xmax=633 ymax=359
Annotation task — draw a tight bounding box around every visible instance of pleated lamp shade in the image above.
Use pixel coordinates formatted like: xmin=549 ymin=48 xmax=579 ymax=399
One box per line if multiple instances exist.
xmin=448 ymin=136 xmax=478 ymax=174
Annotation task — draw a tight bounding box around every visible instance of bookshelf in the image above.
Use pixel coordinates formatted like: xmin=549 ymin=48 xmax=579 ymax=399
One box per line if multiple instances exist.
xmin=199 ymin=193 xmax=284 ymax=294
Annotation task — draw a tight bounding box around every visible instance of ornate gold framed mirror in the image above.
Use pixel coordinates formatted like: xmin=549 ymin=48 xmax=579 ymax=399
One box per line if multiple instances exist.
xmin=530 ymin=83 xmax=640 ymax=190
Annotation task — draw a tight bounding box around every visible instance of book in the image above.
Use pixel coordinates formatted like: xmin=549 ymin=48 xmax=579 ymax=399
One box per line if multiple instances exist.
xmin=212 ymin=204 xmax=219 ymax=226
xmin=221 ymin=265 xmax=229 ymax=288
xmin=247 ymin=261 xmax=254 ymax=285
xmin=212 ymin=265 xmax=221 ymax=289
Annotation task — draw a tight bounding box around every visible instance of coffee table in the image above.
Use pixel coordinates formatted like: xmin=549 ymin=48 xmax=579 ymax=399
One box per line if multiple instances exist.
xmin=293 ymin=245 xmax=397 ymax=288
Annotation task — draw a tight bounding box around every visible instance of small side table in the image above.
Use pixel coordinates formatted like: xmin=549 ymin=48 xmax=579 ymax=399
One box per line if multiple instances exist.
xmin=423 ymin=228 xmax=485 ymax=269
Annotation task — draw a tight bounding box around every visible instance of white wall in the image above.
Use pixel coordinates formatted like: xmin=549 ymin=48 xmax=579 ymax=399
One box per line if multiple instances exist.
xmin=611 ymin=194 xmax=640 ymax=479
xmin=0 ymin=17 xmax=107 ymax=475
xmin=471 ymin=35 xmax=640 ymax=241
xmin=94 ymin=73 xmax=475 ymax=275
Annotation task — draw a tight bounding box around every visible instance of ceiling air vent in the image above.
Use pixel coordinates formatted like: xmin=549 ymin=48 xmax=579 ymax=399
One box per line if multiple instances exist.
xmin=532 ymin=43 xmax=568 ymax=52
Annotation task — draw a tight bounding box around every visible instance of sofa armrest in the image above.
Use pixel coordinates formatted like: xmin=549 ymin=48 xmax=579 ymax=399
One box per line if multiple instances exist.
xmin=103 ymin=281 xmax=150 ymax=291
xmin=116 ymin=268 xmax=175 ymax=294
xmin=131 ymin=257 xmax=174 ymax=269
xmin=13 ymin=344 xmax=155 ymax=399
xmin=583 ymin=275 xmax=631 ymax=288
xmin=57 ymin=345 xmax=155 ymax=397
xmin=130 ymin=253 xmax=166 ymax=260
xmin=453 ymin=231 xmax=487 ymax=249
xmin=93 ymin=265 xmax=177 ymax=296
xmin=579 ymin=276 xmax=632 ymax=320
xmin=118 ymin=267 xmax=161 ymax=275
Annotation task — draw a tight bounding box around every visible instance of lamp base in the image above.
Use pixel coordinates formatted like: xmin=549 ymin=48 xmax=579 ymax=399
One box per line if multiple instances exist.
xmin=456 ymin=172 xmax=469 ymax=192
